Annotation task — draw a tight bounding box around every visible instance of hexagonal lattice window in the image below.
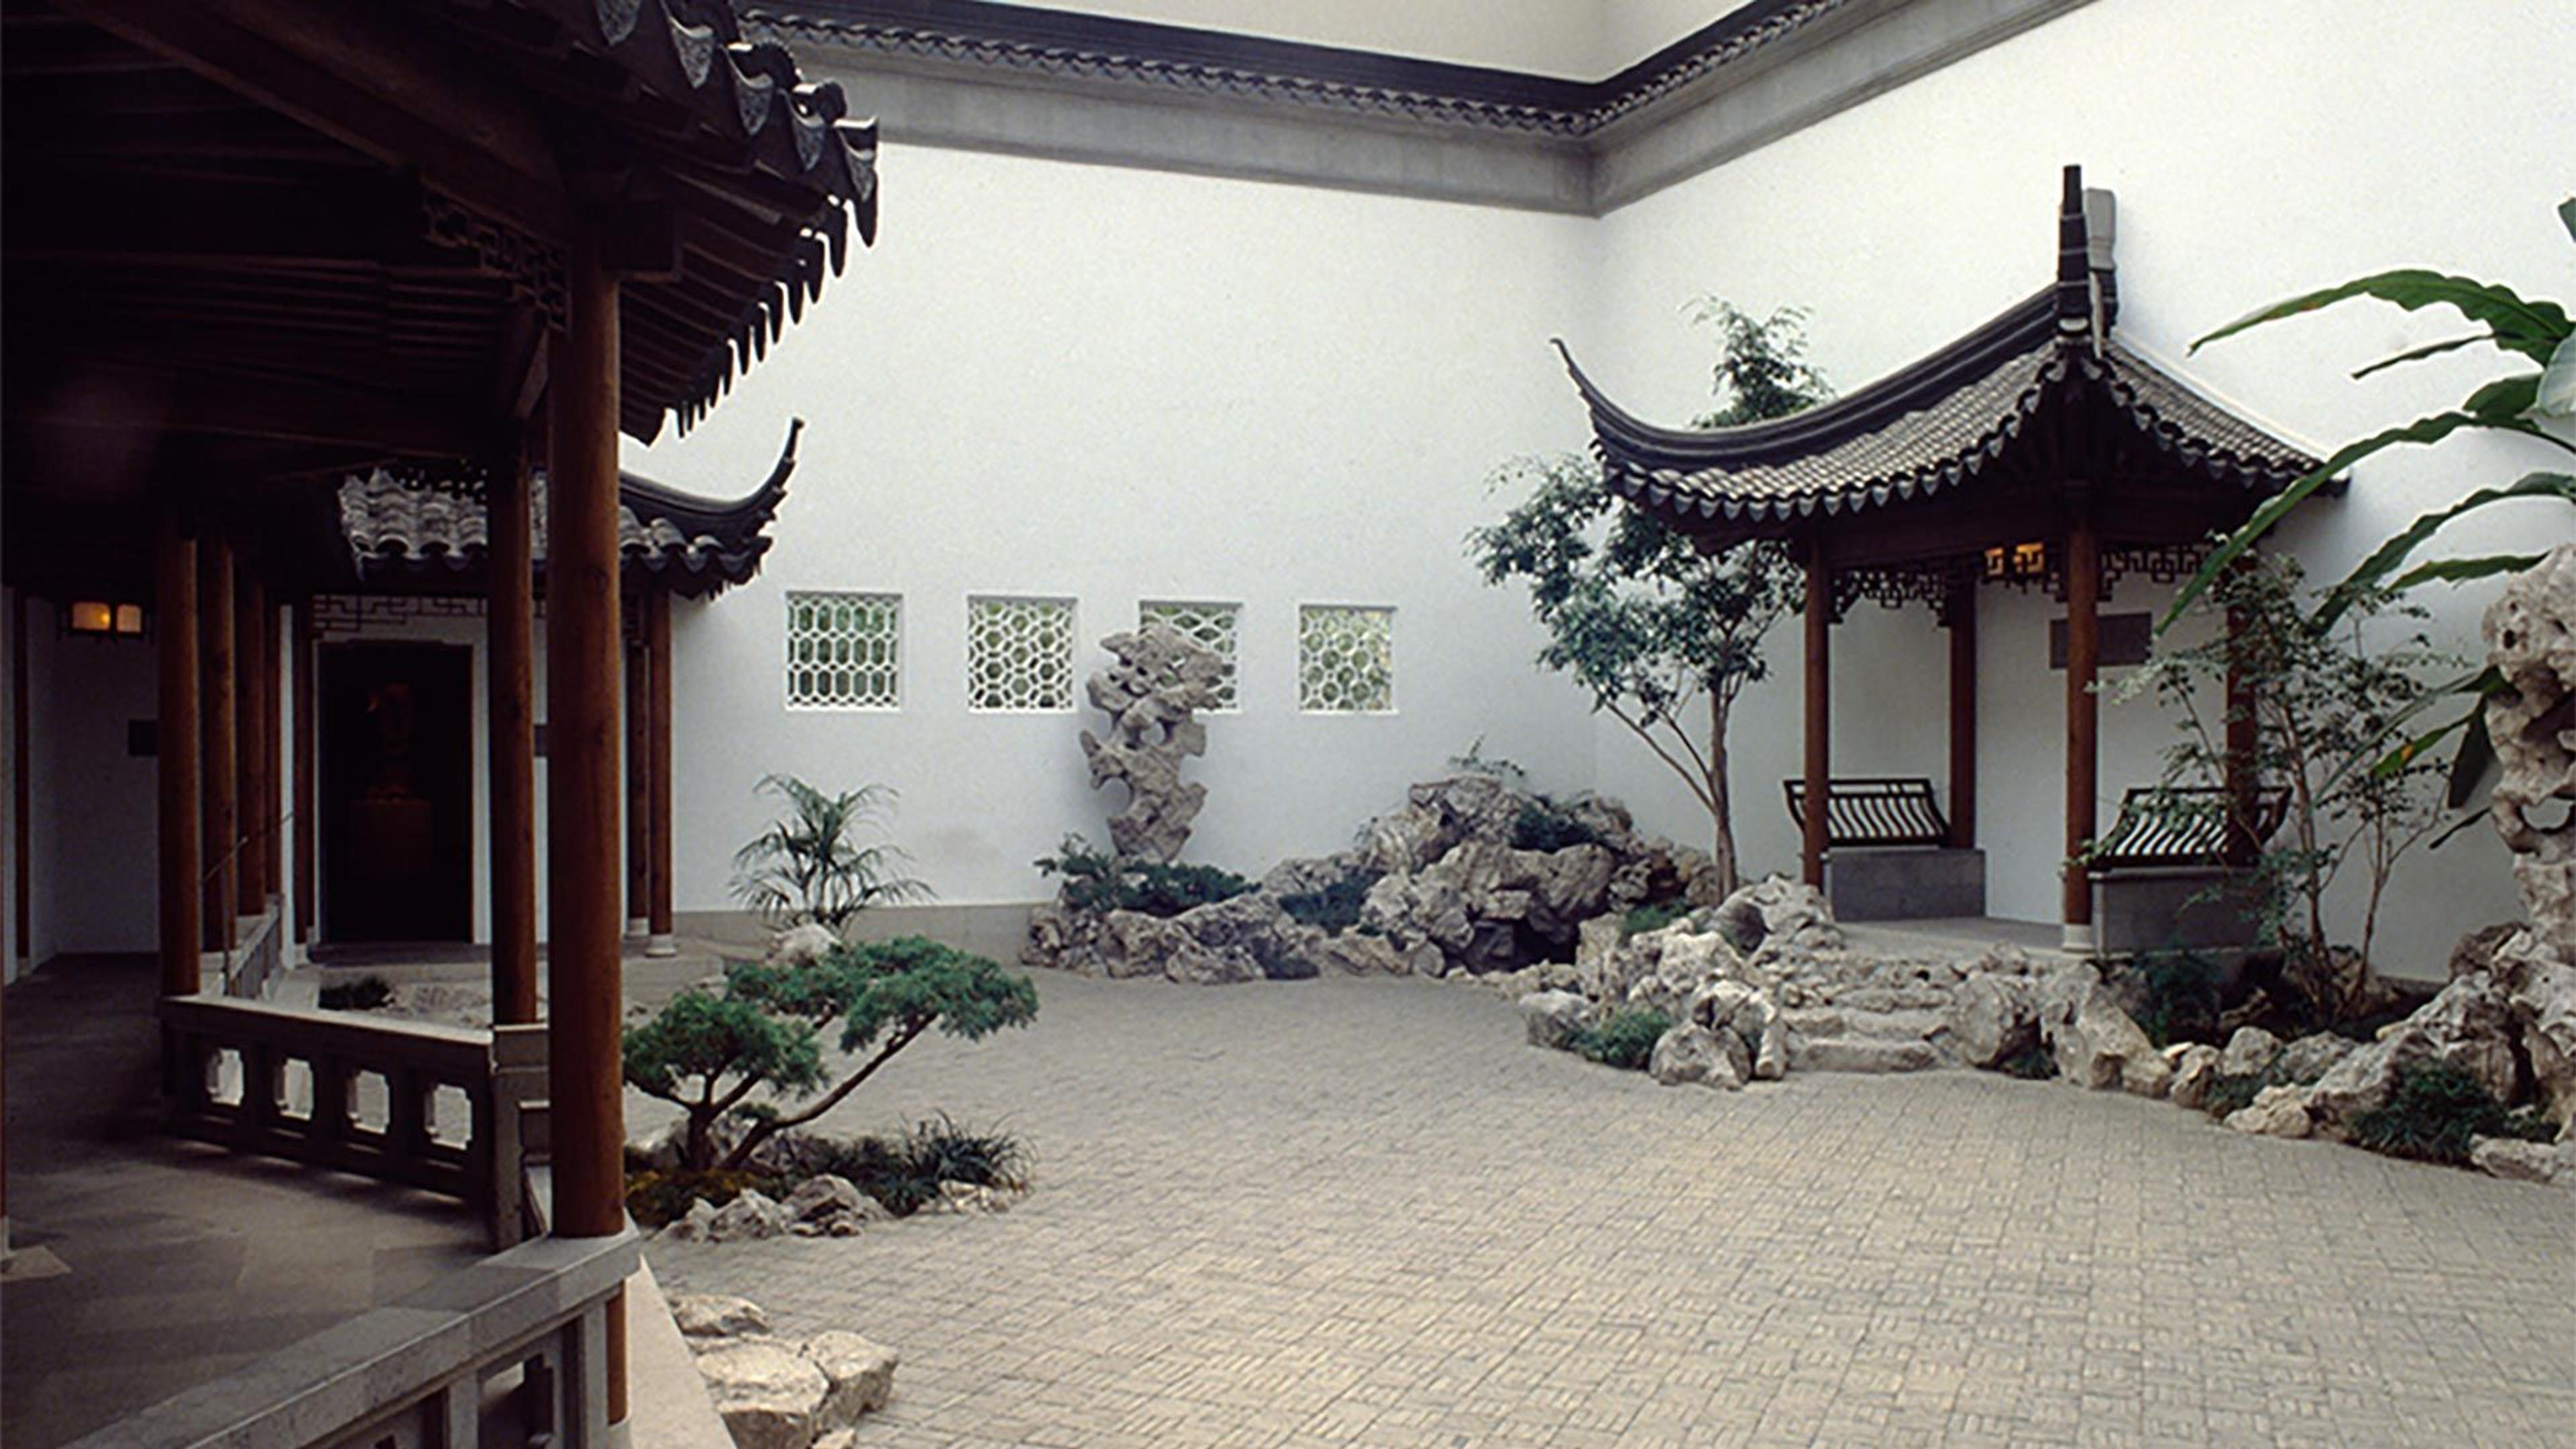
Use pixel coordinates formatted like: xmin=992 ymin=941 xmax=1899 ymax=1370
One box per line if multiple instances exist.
xmin=786 ymin=592 xmax=901 ymax=709
xmin=1297 ymin=604 xmax=1393 ymax=713
xmin=967 ymin=596 xmax=1077 ymax=711
xmin=1138 ymin=600 xmax=1240 ymax=710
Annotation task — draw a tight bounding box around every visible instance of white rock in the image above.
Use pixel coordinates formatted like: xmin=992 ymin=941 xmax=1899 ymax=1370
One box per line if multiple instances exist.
xmin=2168 ymin=1044 xmax=2224 ymax=1111
xmin=2308 ymin=974 xmax=2521 ymax=1132
xmin=2224 ymin=1085 xmax=2312 ymax=1138
xmin=2218 ymin=1026 xmax=2282 ymax=1079
xmin=709 ymin=1189 xmax=792 ymax=1243
xmin=769 ymin=921 xmax=840 ymax=967
xmin=2468 ymin=1134 xmax=2576 ymax=1187
xmin=1945 ymin=973 xmax=2039 ymax=1070
xmin=803 ymin=1330 xmax=900 ymax=1426
xmin=1648 ymin=1024 xmax=1743 ymax=1089
xmin=2272 ymin=1032 xmax=2361 ymax=1085
xmin=671 ymin=1293 xmax=770 ymax=1342
xmin=657 ymin=1197 xmax=718 ymax=1243
xmin=2037 ymin=962 xmax=2169 ymax=1095
xmin=1519 ymin=989 xmax=1591 ymax=1050
xmin=696 ymin=1338 xmax=830 ymax=1449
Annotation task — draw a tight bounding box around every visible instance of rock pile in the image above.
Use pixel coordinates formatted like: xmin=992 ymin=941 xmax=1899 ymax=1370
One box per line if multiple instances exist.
xmin=672 ymin=1293 xmax=896 ymax=1449
xmin=1081 ymin=625 xmax=1226 ymax=863
xmin=1025 ymin=773 xmax=1724 ymax=984
xmin=655 ymin=1174 xmax=897 ymax=1244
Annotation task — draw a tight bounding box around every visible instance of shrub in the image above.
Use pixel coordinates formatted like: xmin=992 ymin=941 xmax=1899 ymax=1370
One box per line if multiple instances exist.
xmin=812 ymin=1116 xmax=1032 ymax=1218
xmin=1035 ymin=835 xmax=1250 ymax=918
xmin=318 ymin=975 xmax=393 ymax=1011
xmin=1621 ymin=900 xmax=1688 ymax=938
xmin=731 ymin=775 xmax=930 ymax=928
xmin=1568 ymin=1008 xmax=1671 ymax=1071
xmin=1278 ymin=868 xmax=1383 ymax=935
xmin=623 ymin=1168 xmax=787 ymax=1229
xmin=2347 ymin=1063 xmax=2555 ymax=1165
xmin=1996 ymin=1042 xmax=2057 ymax=1081
xmin=2201 ymin=1072 xmax=2268 ymax=1119
xmin=1511 ymin=797 xmax=1603 ymax=853
xmin=2129 ymin=951 xmax=2222 ymax=1047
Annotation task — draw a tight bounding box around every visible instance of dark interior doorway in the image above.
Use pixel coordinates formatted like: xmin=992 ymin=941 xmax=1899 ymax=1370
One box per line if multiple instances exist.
xmin=321 ymin=643 xmax=473 ymax=943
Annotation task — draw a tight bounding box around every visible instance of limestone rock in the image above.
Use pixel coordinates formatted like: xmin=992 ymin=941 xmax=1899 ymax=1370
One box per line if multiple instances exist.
xmin=2469 ymin=1134 xmax=2576 ymax=1187
xmin=1519 ymin=990 xmax=1591 ymax=1050
xmin=1081 ymin=625 xmax=1225 ymax=863
xmin=2218 ymin=1026 xmax=2282 ymax=1079
xmin=2308 ymin=973 xmax=2522 ymax=1130
xmin=696 ymin=1338 xmax=830 ymax=1449
xmin=2037 ymin=961 xmax=2167 ymax=1094
xmin=769 ymin=921 xmax=839 ymax=968
xmin=2224 ymin=1085 xmax=2313 ymax=1138
xmin=1311 ymin=931 xmax=1407 ymax=975
xmin=657 ymin=1197 xmax=719 ymax=1243
xmin=709 ymin=1189 xmax=792 ymax=1243
xmin=1649 ymin=1024 xmax=1745 ymax=1089
xmin=671 ymin=1293 xmax=770 ymax=1342
xmin=1945 ymin=973 xmax=2039 ymax=1070
xmin=782 ymin=1174 xmax=890 ymax=1233
xmin=2168 ymin=1044 xmax=2225 ymax=1111
xmin=2494 ymin=928 xmax=2576 ymax=1126
xmin=745 ymin=1128 xmax=845 ymax=1180
xmin=802 ymin=1330 xmax=899 ymax=1425
xmin=627 ymin=1120 xmax=686 ymax=1174
xmin=2483 ymin=545 xmax=2575 ymax=957
xmin=1790 ymin=1036 xmax=1939 ymax=1073
xmin=1711 ymin=876 xmax=1843 ymax=955
xmin=2272 ymin=1032 xmax=2361 ymax=1085
xmin=2450 ymin=922 xmax=2526 ymax=980
xmin=925 ymin=1181 xmax=1016 ymax=1214
xmin=1180 ymin=892 xmax=1320 ymax=981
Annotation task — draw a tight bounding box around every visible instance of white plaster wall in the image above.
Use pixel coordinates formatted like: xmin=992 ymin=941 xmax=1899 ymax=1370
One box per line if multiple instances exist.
xmin=22 ymin=599 xmax=160 ymax=958
xmin=1585 ymin=0 xmax=2576 ymax=973
xmin=629 ymin=146 xmax=1605 ymax=910
xmin=1600 ymin=0 xmax=1762 ymax=70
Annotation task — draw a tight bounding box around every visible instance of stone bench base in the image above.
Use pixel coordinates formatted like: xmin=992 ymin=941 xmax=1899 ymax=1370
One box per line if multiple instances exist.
xmin=2090 ymin=866 xmax=2263 ymax=959
xmin=1825 ymin=847 xmax=1985 ymax=921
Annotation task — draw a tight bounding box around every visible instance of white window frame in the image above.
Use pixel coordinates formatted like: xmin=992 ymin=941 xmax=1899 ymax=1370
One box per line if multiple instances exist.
xmin=783 ymin=590 xmax=904 ymax=712
xmin=965 ymin=594 xmax=1079 ymax=714
xmin=1297 ymin=602 xmax=1397 ymax=715
xmin=1137 ymin=599 xmax=1243 ymax=713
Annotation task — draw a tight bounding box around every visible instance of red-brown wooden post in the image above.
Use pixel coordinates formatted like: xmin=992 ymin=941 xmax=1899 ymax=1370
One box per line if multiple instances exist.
xmin=545 ymin=228 xmax=630 ymax=1426
xmin=236 ymin=568 xmax=268 ymax=913
xmin=11 ymin=592 xmax=27 ymax=967
xmin=264 ymin=598 xmax=283 ymax=900
xmin=490 ymin=429 xmax=539 ymax=1025
xmin=2063 ymin=506 xmax=2102 ymax=950
xmin=1802 ymin=535 xmax=1831 ymax=891
xmin=1947 ymin=592 xmax=1977 ymax=851
xmin=623 ymin=608 xmax=651 ymax=940
xmin=200 ymin=536 xmax=237 ymax=951
xmin=158 ymin=517 xmax=203 ymax=996
xmin=293 ymin=603 xmax=317 ymax=945
xmin=645 ymin=588 xmax=675 ymax=957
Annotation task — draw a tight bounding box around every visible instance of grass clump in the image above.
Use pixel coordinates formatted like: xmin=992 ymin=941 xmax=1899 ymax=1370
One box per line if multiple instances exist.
xmin=1621 ymin=900 xmax=1689 ymax=938
xmin=318 ymin=975 xmax=393 ymax=1010
xmin=1996 ymin=1042 xmax=2057 ymax=1081
xmin=1511 ymin=797 xmax=1603 ymax=853
xmin=1566 ymin=1008 xmax=1672 ymax=1071
xmin=1277 ymin=868 xmax=1383 ymax=935
xmin=816 ymin=1115 xmax=1032 ymax=1218
xmin=1036 ymin=835 xmax=1250 ymax=918
xmin=2128 ymin=950 xmax=2222 ymax=1048
xmin=2200 ymin=1072 xmax=2268 ymax=1119
xmin=2347 ymin=1063 xmax=2554 ymax=1165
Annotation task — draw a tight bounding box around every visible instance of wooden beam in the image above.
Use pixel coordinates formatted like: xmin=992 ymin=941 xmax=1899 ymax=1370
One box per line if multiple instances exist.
xmin=1802 ymin=534 xmax=1831 ymax=892
xmin=11 ymin=593 xmax=28 ymax=969
xmin=645 ymin=588 xmax=675 ymax=957
xmin=545 ymin=233 xmax=626 ymax=1258
xmin=2063 ymin=498 xmax=2101 ymax=945
xmin=159 ymin=517 xmax=203 ymax=995
xmin=623 ymin=622 xmax=650 ymax=940
xmin=293 ymin=601 xmax=316 ymax=945
xmin=489 ymin=428 xmax=539 ymax=1026
xmin=1947 ymin=597 xmax=1976 ymax=851
xmin=55 ymin=0 xmax=573 ymax=241
xmin=13 ymin=359 xmax=480 ymax=456
xmin=200 ymin=536 xmax=237 ymax=952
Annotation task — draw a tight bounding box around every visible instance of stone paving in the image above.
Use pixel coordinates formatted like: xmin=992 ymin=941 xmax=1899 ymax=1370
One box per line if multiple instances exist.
xmin=645 ymin=971 xmax=2575 ymax=1447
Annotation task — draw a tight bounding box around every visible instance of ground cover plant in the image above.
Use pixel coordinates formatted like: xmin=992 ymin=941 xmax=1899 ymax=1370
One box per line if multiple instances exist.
xmin=1277 ymin=867 xmax=1383 ymax=935
xmin=2123 ymin=950 xmax=2223 ymax=1048
xmin=622 ymin=935 xmax=1037 ymax=1171
xmin=1621 ymin=900 xmax=1690 ymax=938
xmin=732 ymin=774 xmax=931 ymax=928
xmin=1034 ymin=834 xmax=1250 ymax=917
xmin=2346 ymin=1063 xmax=2553 ymax=1165
xmin=1511 ymin=796 xmax=1603 ymax=852
xmin=1568 ymin=1008 xmax=1672 ymax=1071
xmin=1469 ymin=301 xmax=1832 ymax=896
xmin=317 ymin=975 xmax=393 ymax=1010
xmin=812 ymin=1115 xmax=1032 ymax=1218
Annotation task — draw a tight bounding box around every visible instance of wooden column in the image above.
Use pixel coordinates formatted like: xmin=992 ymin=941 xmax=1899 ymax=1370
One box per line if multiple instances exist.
xmin=1946 ymin=597 xmax=1977 ymax=850
xmin=623 ymin=616 xmax=650 ymax=939
xmin=645 ymin=588 xmax=675 ymax=957
xmin=236 ymin=569 xmax=268 ymax=912
xmin=158 ymin=518 xmax=203 ymax=996
xmin=546 ymin=233 xmax=626 ymax=1246
xmin=264 ymin=600 xmax=283 ymax=902
xmin=11 ymin=592 xmax=28 ymax=967
xmin=2062 ymin=506 xmax=2102 ymax=948
xmin=2222 ymin=570 xmax=2260 ymax=869
xmin=490 ymin=432 xmax=540 ymax=1026
xmin=200 ymin=537 xmax=237 ymax=951
xmin=1801 ymin=535 xmax=1831 ymax=890
xmin=293 ymin=604 xmax=317 ymax=944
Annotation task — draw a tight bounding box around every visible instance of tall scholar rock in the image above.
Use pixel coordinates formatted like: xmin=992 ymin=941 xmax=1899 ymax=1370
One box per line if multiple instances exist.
xmin=1081 ymin=625 xmax=1225 ymax=863
xmin=2483 ymin=544 xmax=2576 ymax=1130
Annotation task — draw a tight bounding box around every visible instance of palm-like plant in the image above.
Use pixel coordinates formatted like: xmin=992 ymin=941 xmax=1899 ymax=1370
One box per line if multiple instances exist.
xmin=730 ymin=774 xmax=931 ymax=929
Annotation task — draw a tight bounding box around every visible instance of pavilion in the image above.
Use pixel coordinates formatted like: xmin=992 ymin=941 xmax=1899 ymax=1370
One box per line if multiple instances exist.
xmin=1561 ymin=167 xmax=2325 ymax=950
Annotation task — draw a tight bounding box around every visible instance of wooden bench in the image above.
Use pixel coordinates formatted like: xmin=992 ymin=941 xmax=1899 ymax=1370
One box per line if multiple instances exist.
xmin=2088 ymin=786 xmax=2290 ymax=869
xmin=1781 ymin=777 xmax=1980 ymax=920
xmin=1782 ymin=776 xmax=1951 ymax=849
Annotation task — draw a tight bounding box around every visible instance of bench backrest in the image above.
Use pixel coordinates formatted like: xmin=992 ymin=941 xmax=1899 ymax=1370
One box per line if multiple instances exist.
xmin=1782 ymin=776 xmax=1950 ymax=849
xmin=2090 ymin=785 xmax=2292 ymax=869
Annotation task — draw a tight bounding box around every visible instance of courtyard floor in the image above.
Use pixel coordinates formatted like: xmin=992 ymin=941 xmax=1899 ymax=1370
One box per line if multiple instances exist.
xmin=644 ymin=971 xmax=2574 ymax=1447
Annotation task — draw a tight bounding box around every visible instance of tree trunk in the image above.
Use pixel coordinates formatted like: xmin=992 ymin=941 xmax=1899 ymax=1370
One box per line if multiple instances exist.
xmin=1707 ymin=676 xmax=1740 ymax=896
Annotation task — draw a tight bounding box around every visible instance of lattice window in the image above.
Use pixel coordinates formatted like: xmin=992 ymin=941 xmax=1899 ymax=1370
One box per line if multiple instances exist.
xmin=967 ymin=596 xmax=1077 ymax=711
xmin=1138 ymin=600 xmax=1240 ymax=710
xmin=785 ymin=592 xmax=901 ymax=709
xmin=1297 ymin=604 xmax=1394 ymax=712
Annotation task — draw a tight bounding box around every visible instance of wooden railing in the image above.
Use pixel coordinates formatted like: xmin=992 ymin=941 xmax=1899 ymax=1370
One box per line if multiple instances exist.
xmin=68 ymin=1227 xmax=640 ymax=1449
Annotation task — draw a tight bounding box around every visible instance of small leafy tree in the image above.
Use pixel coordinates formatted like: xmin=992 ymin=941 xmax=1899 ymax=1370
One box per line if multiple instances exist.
xmin=731 ymin=773 xmax=930 ymax=930
xmin=1468 ymin=302 xmax=1830 ymax=892
xmin=2122 ymin=557 xmax=2457 ymax=1004
xmin=623 ymin=936 xmax=1037 ymax=1171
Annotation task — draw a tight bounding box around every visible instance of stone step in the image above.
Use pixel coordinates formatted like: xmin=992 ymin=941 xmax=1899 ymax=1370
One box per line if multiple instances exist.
xmin=1790 ymin=1036 xmax=1941 ymax=1073
xmin=1780 ymin=1007 xmax=1946 ymax=1042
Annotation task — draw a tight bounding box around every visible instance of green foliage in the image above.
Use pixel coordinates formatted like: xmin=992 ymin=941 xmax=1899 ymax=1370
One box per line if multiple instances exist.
xmin=2347 ymin=1063 xmax=2554 ymax=1165
xmin=623 ymin=1168 xmax=788 ymax=1230
xmin=1568 ymin=1008 xmax=1672 ymax=1071
xmin=622 ymin=936 xmax=1037 ymax=1171
xmin=1277 ymin=868 xmax=1383 ymax=936
xmin=2201 ymin=1072 xmax=2267 ymax=1119
xmin=1511 ymin=797 xmax=1603 ymax=853
xmin=1621 ymin=900 xmax=1689 ymax=938
xmin=812 ymin=1116 xmax=1032 ymax=1218
xmin=2121 ymin=556 xmax=2460 ymax=989
xmin=2127 ymin=951 xmax=2222 ymax=1048
xmin=1034 ymin=834 xmax=1250 ymax=918
xmin=731 ymin=775 xmax=931 ymax=929
xmin=2173 ymin=207 xmax=2576 ymax=810
xmin=1995 ymin=1043 xmax=2057 ymax=1081
xmin=317 ymin=975 xmax=392 ymax=1010
xmin=1467 ymin=301 xmax=1831 ymax=894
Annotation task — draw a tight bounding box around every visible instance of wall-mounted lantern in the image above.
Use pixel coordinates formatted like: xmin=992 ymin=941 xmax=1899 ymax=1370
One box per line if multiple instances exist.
xmin=65 ymin=599 xmax=150 ymax=639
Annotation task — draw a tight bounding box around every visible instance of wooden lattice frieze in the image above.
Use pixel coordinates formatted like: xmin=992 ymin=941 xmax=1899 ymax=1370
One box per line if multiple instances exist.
xmin=2102 ymin=541 xmax=2214 ymax=594
xmin=1829 ymin=557 xmax=1978 ymax=625
xmin=421 ymin=190 xmax=570 ymax=331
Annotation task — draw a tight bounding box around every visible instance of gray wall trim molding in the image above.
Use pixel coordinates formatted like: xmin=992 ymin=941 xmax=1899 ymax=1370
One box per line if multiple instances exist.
xmin=755 ymin=0 xmax=2095 ymax=216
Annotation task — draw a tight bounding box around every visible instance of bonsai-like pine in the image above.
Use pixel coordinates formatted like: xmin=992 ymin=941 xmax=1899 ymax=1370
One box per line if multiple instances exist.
xmin=730 ymin=773 xmax=931 ymax=930
xmin=1468 ymin=301 xmax=1830 ymax=893
xmin=623 ymin=936 xmax=1038 ymax=1171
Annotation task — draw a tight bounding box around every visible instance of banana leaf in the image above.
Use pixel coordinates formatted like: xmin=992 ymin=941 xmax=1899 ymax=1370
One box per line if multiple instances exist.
xmin=2312 ymin=472 xmax=2576 ymax=628
xmin=2193 ymin=270 xmax=2570 ymax=364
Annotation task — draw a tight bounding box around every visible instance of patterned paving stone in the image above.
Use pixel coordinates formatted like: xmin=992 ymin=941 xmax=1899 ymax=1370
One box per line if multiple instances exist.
xmin=644 ymin=972 xmax=2574 ymax=1446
